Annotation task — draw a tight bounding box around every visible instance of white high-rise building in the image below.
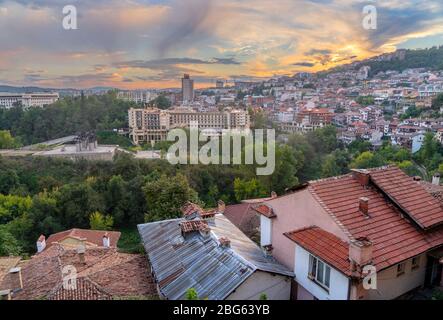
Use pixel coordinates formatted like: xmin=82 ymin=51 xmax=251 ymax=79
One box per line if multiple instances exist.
xmin=181 ymin=74 xmax=194 ymax=103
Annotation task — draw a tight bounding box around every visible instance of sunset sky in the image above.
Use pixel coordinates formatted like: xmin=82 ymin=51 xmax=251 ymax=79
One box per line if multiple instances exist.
xmin=0 ymin=0 xmax=443 ymax=89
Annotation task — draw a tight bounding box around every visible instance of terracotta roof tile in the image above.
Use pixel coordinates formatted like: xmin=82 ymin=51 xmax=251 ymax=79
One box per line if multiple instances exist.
xmin=253 ymin=204 xmax=276 ymax=218
xmin=285 ymin=227 xmax=351 ymax=276
xmin=45 ymin=229 xmax=121 ymax=250
xmin=180 ymin=220 xmax=208 ymax=233
xmin=223 ymin=203 xmax=260 ymax=238
xmin=369 ymin=166 xmax=443 ymax=229
xmin=308 ymin=167 xmax=443 ymax=271
xmin=8 ymin=245 xmax=156 ymax=300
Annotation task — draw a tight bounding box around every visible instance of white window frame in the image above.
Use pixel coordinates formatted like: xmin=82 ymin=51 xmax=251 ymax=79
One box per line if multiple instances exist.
xmin=308 ymin=254 xmax=331 ymax=290
xmin=411 ymin=257 xmax=420 ymax=271
xmin=397 ymin=262 xmax=406 ymax=277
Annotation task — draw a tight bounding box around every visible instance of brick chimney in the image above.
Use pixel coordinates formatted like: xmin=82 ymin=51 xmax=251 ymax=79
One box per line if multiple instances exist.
xmin=199 ymin=223 xmax=211 ymax=239
xmin=351 ymin=169 xmax=370 ymax=187
xmin=262 ymin=244 xmax=273 ymax=257
xmin=349 ymin=237 xmax=373 ymax=269
xmin=217 ymin=200 xmax=226 ymax=214
xmin=359 ymin=197 xmax=370 ymax=216
xmin=219 ymin=236 xmax=231 ymax=248
xmin=77 ymin=245 xmax=86 ymax=264
xmin=8 ymin=267 xmax=23 ymax=291
xmin=102 ymin=233 xmax=110 ymax=248
xmin=36 ymin=235 xmax=46 ymax=253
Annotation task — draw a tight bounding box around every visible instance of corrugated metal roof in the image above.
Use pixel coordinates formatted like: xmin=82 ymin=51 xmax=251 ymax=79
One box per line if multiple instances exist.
xmin=138 ymin=214 xmax=293 ymax=300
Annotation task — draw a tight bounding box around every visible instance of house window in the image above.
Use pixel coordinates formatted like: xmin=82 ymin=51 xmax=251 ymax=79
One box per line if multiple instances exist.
xmin=397 ymin=262 xmax=406 ymax=277
xmin=411 ymin=257 xmax=420 ymax=271
xmin=308 ymin=255 xmax=331 ymax=290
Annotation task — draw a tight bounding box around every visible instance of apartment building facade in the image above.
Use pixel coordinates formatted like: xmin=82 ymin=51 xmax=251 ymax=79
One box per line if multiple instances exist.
xmin=117 ymin=90 xmax=158 ymax=104
xmin=0 ymin=93 xmax=59 ymax=109
xmin=128 ymin=107 xmax=250 ymax=144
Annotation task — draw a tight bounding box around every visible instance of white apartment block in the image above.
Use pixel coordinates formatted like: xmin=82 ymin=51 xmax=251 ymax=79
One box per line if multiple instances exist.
xmin=117 ymin=90 xmax=158 ymax=104
xmin=128 ymin=107 xmax=250 ymax=144
xmin=418 ymin=84 xmax=443 ymax=98
xmin=0 ymin=93 xmax=59 ymax=109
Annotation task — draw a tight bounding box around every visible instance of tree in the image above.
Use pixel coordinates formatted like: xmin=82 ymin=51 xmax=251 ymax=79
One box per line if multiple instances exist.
xmin=151 ymin=95 xmax=171 ymax=110
xmin=321 ymin=154 xmax=342 ymax=178
xmin=259 ymin=293 xmax=268 ymax=300
xmin=89 ymin=211 xmax=114 ymax=231
xmin=185 ymin=288 xmax=199 ymax=300
xmin=397 ymin=160 xmax=419 ymax=176
xmin=357 ymin=96 xmax=375 ymax=106
xmin=234 ymin=178 xmax=267 ymax=202
xmin=0 ymin=194 xmax=32 ymax=224
xmin=306 ymin=126 xmax=338 ymax=154
xmin=0 ymin=130 xmax=20 ymax=149
xmin=56 ymin=182 xmax=105 ymax=228
xmin=265 ymin=144 xmax=301 ymax=194
xmin=0 ymin=225 xmax=22 ymax=256
xmin=432 ymin=93 xmax=443 ymax=110
xmin=105 ymin=175 xmax=128 ymax=226
xmin=0 ymin=169 xmax=20 ymax=194
xmin=350 ymin=151 xmax=385 ymax=169
xmin=143 ymin=174 xmax=200 ymax=221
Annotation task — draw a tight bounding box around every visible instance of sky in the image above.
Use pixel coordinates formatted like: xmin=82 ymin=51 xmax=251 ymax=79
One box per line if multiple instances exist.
xmin=0 ymin=0 xmax=443 ymax=89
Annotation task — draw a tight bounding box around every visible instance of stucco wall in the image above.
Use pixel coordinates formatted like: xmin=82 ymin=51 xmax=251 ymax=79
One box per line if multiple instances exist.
xmin=265 ymin=189 xmax=349 ymax=270
xmin=260 ymin=215 xmax=272 ymax=246
xmin=294 ymin=245 xmax=349 ymax=300
xmin=365 ymin=254 xmax=427 ymax=300
xmin=226 ymin=271 xmax=291 ymax=300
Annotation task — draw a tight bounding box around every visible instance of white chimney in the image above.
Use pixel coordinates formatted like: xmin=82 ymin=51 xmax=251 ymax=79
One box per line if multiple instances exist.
xmin=77 ymin=245 xmax=86 ymax=264
xmin=217 ymin=200 xmax=226 ymax=214
xmin=349 ymin=237 xmax=373 ymax=268
xmin=102 ymin=233 xmax=110 ymax=248
xmin=432 ymin=173 xmax=440 ymax=186
xmin=36 ymin=235 xmax=46 ymax=253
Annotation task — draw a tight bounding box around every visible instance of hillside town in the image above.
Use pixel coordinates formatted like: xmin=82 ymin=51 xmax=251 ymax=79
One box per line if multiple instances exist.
xmin=2 ymin=0 xmax=443 ymax=306
xmin=2 ymin=50 xmax=443 ymax=300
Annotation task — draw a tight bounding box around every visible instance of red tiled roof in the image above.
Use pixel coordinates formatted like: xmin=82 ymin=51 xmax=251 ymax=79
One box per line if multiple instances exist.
xmin=181 ymin=202 xmax=203 ymax=217
xmin=180 ymin=220 xmax=208 ymax=233
xmin=253 ymin=204 xmax=276 ymax=218
xmin=48 ymin=278 xmax=112 ymax=300
xmin=285 ymin=227 xmax=351 ymax=276
xmin=308 ymin=167 xmax=443 ymax=271
xmin=45 ymin=229 xmax=121 ymax=250
xmin=8 ymin=245 xmax=156 ymax=300
xmin=369 ymin=166 xmax=443 ymax=229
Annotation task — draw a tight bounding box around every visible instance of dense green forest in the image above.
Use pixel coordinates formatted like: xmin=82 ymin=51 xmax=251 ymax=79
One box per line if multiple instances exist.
xmin=0 ymin=91 xmax=134 ymax=145
xmin=366 ymin=46 xmax=443 ymax=76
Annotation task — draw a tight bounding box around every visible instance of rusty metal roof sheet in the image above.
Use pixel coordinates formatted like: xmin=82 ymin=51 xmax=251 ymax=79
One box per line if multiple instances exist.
xmin=138 ymin=215 xmax=293 ymax=300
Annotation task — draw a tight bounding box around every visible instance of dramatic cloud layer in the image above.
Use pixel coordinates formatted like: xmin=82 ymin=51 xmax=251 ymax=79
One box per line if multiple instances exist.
xmin=0 ymin=0 xmax=442 ymax=88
